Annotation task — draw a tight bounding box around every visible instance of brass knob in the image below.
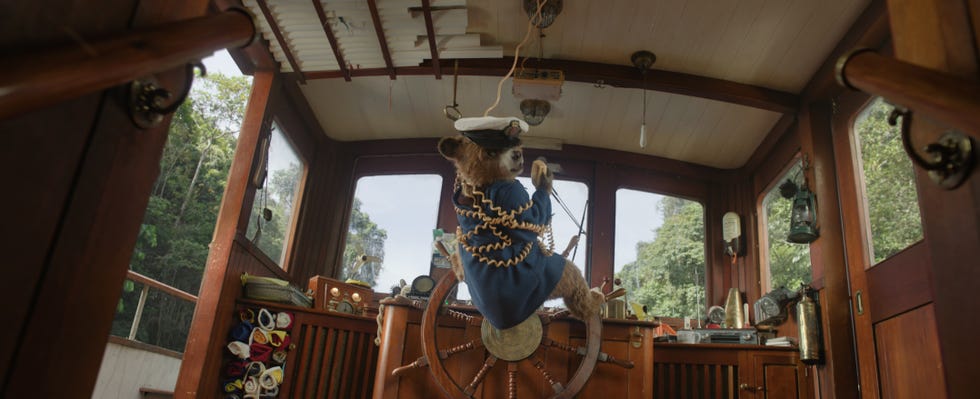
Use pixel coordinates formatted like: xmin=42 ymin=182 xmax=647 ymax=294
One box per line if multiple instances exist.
xmin=739 ymin=383 xmax=764 ymax=392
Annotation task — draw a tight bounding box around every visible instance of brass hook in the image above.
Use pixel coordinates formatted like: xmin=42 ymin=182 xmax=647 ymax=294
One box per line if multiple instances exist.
xmin=128 ymin=62 xmax=206 ymax=129
xmin=888 ymin=107 xmax=975 ymax=190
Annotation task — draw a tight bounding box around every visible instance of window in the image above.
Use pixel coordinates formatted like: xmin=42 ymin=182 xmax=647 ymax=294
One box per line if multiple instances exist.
xmin=247 ymin=121 xmax=306 ymax=266
xmin=853 ymin=97 xmax=923 ymax=265
xmin=111 ymin=50 xmax=252 ymax=351
xmin=615 ymin=189 xmax=705 ymax=319
xmin=761 ymin=161 xmax=812 ymax=291
xmin=340 ymin=174 xmax=443 ymax=294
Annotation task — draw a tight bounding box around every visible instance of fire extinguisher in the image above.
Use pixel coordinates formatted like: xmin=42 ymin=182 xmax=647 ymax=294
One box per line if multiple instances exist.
xmin=797 ymin=285 xmax=823 ymax=364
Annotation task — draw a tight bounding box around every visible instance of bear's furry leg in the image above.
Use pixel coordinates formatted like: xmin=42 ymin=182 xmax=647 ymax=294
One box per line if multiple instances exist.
xmin=548 ymin=261 xmax=604 ymax=320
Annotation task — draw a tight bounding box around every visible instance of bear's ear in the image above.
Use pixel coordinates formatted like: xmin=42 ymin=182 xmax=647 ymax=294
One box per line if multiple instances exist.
xmin=438 ymin=136 xmax=464 ymax=161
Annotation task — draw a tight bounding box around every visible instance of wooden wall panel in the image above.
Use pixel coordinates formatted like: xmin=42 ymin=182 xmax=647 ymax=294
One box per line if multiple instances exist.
xmin=874 ymin=304 xmax=946 ymax=398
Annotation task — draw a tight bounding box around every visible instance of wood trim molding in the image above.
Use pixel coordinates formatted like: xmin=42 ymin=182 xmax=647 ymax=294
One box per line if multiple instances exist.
xmin=311 ymin=0 xmax=350 ymax=81
xmin=255 ymin=0 xmax=305 ymax=83
xmin=305 ymin=57 xmax=799 ymax=114
xmin=367 ymin=0 xmax=395 ymax=79
xmin=420 ymin=0 xmax=442 ymax=79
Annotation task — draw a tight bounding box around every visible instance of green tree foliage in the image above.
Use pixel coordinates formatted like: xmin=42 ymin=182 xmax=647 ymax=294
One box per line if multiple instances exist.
xmin=247 ymin=161 xmax=302 ymax=263
xmin=341 ymin=198 xmax=388 ymax=287
xmin=763 ymin=172 xmax=811 ymax=291
xmin=112 ymin=72 xmax=249 ymax=352
xmin=855 ymin=98 xmax=923 ymax=263
xmin=618 ymin=197 xmax=706 ymax=318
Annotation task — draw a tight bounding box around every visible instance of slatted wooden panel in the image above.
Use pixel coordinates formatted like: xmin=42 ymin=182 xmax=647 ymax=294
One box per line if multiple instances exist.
xmin=654 ymin=362 xmax=738 ymax=399
xmin=282 ymin=311 xmax=379 ymax=399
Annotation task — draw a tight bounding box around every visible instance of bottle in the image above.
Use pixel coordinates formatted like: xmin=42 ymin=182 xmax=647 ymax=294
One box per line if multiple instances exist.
xmin=797 ymin=286 xmax=822 ymax=364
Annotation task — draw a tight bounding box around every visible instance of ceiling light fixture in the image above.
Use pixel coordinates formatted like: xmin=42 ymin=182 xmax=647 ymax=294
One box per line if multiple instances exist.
xmin=523 ymin=0 xmax=563 ymax=28
xmin=520 ymin=99 xmax=551 ymax=126
xmin=631 ymin=50 xmax=656 ymax=149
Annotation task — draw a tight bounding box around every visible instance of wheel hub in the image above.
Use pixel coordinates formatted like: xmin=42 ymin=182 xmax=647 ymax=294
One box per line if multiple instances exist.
xmin=481 ymin=315 xmax=543 ymax=361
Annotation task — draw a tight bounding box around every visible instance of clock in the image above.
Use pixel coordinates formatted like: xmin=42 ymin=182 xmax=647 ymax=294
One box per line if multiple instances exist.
xmin=334 ymin=300 xmax=355 ymax=314
xmin=409 ymin=275 xmax=436 ymax=298
xmin=707 ymin=306 xmax=726 ymax=326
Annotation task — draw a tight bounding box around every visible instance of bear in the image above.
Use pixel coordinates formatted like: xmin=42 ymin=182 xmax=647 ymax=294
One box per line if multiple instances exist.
xmin=437 ymin=116 xmax=605 ymax=330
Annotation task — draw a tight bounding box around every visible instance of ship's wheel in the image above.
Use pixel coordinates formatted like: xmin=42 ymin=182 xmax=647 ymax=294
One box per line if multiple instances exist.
xmin=391 ymin=271 xmax=633 ymax=399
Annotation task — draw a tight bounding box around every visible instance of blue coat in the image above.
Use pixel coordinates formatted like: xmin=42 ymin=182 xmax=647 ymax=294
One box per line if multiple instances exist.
xmin=454 ymin=180 xmax=565 ymax=329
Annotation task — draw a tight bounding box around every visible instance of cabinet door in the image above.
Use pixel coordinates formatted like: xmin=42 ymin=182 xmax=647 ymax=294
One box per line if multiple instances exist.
xmin=741 ymin=351 xmax=811 ymax=399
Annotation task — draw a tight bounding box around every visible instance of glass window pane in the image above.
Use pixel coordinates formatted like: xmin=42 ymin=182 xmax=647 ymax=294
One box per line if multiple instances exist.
xmin=762 ymin=162 xmax=812 ymax=291
xmin=247 ymin=121 xmax=305 ymax=266
xmin=615 ymin=189 xmax=705 ymax=319
xmin=341 ymin=175 xmax=443 ymax=294
xmin=853 ymin=97 xmax=924 ymax=264
xmin=509 ymin=177 xmax=589 ymax=308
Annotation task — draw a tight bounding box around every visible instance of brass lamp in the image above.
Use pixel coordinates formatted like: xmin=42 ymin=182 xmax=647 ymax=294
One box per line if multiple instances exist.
xmin=787 ymin=187 xmax=818 ymax=243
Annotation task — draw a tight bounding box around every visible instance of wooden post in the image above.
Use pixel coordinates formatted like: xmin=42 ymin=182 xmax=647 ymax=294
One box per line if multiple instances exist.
xmin=174 ymin=70 xmax=276 ymax=398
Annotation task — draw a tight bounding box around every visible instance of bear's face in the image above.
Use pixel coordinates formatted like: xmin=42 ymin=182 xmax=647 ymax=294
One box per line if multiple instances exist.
xmin=438 ymin=136 xmax=524 ymax=188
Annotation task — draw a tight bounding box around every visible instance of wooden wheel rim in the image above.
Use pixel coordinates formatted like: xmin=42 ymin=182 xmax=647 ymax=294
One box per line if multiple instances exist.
xmin=420 ymin=272 xmax=602 ymax=399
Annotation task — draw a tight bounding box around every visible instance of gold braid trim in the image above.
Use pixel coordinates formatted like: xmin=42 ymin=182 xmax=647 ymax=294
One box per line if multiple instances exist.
xmin=454 ymin=179 xmax=557 ymax=268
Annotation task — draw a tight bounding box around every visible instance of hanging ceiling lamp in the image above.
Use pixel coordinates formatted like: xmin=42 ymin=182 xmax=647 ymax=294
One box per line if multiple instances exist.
xmin=520 ymin=99 xmax=551 ymax=126
xmin=523 ymin=0 xmax=563 ymax=28
xmin=631 ymin=50 xmax=656 ymax=148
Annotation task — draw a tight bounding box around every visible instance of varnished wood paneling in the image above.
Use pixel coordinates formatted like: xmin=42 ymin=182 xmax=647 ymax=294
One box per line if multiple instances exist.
xmin=874 ymin=304 xmax=946 ymax=398
xmin=886 ymin=1 xmax=980 ymax=397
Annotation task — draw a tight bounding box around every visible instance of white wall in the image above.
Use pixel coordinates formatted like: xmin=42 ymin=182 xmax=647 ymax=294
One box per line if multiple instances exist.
xmin=91 ymin=339 xmax=181 ymax=399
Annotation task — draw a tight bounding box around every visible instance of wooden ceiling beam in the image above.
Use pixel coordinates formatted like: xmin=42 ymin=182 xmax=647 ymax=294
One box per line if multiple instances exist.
xmin=367 ymin=0 xmax=395 ymax=80
xmin=256 ymin=0 xmax=305 ymax=83
xmin=305 ymin=57 xmax=799 ymax=114
xmin=420 ymin=0 xmax=442 ymax=79
xmin=311 ymin=0 xmax=350 ymax=81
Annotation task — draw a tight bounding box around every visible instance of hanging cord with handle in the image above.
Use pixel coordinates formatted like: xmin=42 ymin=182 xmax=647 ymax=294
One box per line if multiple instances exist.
xmin=483 ymin=0 xmax=548 ymax=117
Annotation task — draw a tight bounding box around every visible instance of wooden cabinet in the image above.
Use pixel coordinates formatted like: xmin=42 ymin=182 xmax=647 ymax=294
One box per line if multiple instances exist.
xmin=373 ymin=302 xmax=656 ymax=398
xmin=654 ymin=343 xmax=812 ymax=398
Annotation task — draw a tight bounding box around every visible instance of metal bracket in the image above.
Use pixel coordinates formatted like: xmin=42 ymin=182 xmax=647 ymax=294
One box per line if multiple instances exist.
xmin=128 ymin=62 xmax=206 ymax=129
xmin=888 ymin=107 xmax=975 ymax=190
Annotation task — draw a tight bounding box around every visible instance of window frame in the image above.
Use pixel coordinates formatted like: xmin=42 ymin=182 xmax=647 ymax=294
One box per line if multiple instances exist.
xmin=241 ymin=115 xmax=310 ymax=271
xmin=756 ymin=155 xmax=812 ymax=293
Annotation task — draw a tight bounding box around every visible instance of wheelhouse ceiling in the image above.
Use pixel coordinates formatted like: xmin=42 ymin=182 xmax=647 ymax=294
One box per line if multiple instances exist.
xmin=242 ymin=0 xmax=871 ymax=169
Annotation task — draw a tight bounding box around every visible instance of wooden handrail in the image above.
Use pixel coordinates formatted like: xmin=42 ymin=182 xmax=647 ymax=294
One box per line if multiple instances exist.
xmin=0 ymin=9 xmax=254 ymax=120
xmin=836 ymin=49 xmax=980 ymax=139
xmin=126 ymin=270 xmax=197 ymax=303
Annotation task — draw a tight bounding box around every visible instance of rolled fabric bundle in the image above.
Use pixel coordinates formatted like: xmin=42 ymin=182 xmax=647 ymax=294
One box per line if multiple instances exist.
xmin=249 ymin=342 xmax=273 ymax=362
xmin=271 ymin=350 xmax=288 ymax=364
xmin=244 ymin=361 xmax=266 ymax=378
xmin=229 ymin=321 xmax=254 ymax=342
xmin=275 ymin=312 xmax=293 ymax=329
xmin=243 ymin=377 xmax=260 ymax=394
xmin=224 ymin=360 xmax=248 ymax=377
xmin=223 ymin=378 xmax=243 ymax=393
xmin=268 ymin=330 xmax=287 ymax=347
xmin=257 ymin=308 xmax=276 ymax=331
xmin=238 ymin=308 xmax=255 ymax=324
xmin=227 ymin=341 xmax=250 ymax=359
xmin=259 ymin=366 xmax=284 ymax=390
xmin=260 ymin=386 xmax=279 ymax=398
xmin=249 ymin=327 xmax=270 ymax=346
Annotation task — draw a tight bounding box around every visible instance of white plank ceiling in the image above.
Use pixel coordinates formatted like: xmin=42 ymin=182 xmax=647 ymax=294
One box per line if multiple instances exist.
xmin=246 ymin=0 xmax=871 ymax=169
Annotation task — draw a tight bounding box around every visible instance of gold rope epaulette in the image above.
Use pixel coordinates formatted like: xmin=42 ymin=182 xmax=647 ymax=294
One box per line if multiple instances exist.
xmin=453 ymin=179 xmax=557 ymax=267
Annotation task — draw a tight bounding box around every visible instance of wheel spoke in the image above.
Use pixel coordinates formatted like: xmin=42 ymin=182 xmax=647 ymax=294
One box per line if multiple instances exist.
xmin=529 ymin=355 xmax=564 ymax=394
xmin=597 ymin=351 xmax=635 ymax=369
xmin=542 ymin=337 xmax=587 ymax=356
xmin=439 ymin=338 xmax=484 ymax=359
xmin=464 ymin=355 xmax=498 ymax=395
xmin=391 ymin=355 xmax=429 ymax=377
xmin=447 ymin=308 xmax=482 ymax=326
xmin=508 ymin=362 xmax=519 ymax=399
